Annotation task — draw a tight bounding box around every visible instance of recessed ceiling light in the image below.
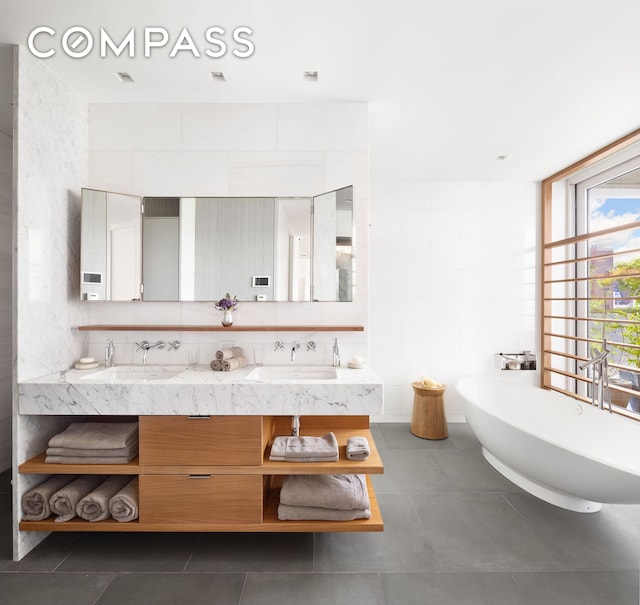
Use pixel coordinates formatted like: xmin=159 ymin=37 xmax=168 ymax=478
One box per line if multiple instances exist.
xmin=304 ymin=71 xmax=319 ymax=81
xmin=496 ymin=155 xmax=508 ymax=161
xmin=209 ymin=71 xmax=226 ymax=81
xmin=114 ymin=72 xmax=134 ymax=83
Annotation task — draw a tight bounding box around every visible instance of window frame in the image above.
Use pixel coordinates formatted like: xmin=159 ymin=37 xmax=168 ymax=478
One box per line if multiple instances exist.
xmin=541 ymin=127 xmax=640 ymax=418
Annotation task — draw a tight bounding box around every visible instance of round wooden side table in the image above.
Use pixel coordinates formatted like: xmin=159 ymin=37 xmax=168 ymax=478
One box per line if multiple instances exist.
xmin=410 ymin=382 xmax=448 ymax=440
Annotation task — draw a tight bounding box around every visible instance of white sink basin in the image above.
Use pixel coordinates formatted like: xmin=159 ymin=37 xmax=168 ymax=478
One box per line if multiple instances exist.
xmin=80 ymin=365 xmax=188 ymax=381
xmin=246 ymin=365 xmax=338 ymax=382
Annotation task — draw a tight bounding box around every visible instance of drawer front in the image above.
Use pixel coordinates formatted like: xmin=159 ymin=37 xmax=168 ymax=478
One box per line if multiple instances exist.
xmin=140 ymin=474 xmax=263 ymax=524
xmin=139 ymin=416 xmax=263 ymax=465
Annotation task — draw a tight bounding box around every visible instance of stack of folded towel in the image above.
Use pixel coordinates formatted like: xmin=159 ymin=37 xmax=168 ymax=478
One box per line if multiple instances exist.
xmin=45 ymin=421 xmax=139 ymax=464
xmin=210 ymin=346 xmax=248 ymax=371
xmin=21 ymin=475 xmax=139 ymax=522
xmin=278 ymin=474 xmax=371 ymax=520
xmin=269 ymin=432 xmax=339 ymax=462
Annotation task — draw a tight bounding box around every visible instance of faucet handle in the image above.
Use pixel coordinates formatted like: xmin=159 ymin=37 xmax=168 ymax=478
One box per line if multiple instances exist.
xmin=136 ymin=340 xmax=150 ymax=351
xmin=274 ymin=341 xmax=284 ymax=351
xmin=167 ymin=340 xmax=181 ymax=350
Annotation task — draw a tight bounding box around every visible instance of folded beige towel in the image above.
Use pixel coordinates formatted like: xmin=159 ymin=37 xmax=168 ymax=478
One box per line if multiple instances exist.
xmin=48 ymin=422 xmax=138 ymax=450
xmin=215 ymin=347 xmax=243 ymax=360
xmin=222 ymin=356 xmax=248 ymax=371
xmin=269 ymin=432 xmax=339 ymax=462
xmin=50 ymin=475 xmax=105 ymax=522
xmin=279 ymin=474 xmax=370 ymax=511
xmin=21 ymin=475 xmax=77 ymax=521
xmin=76 ymin=475 xmax=131 ymax=522
xmin=277 ymin=504 xmax=371 ymax=521
xmin=46 ymin=445 xmax=137 ymax=458
xmin=346 ymin=436 xmax=370 ymax=461
xmin=45 ymin=455 xmax=136 ymax=464
xmin=210 ymin=359 xmax=223 ymax=371
xmin=109 ymin=477 xmax=139 ymax=522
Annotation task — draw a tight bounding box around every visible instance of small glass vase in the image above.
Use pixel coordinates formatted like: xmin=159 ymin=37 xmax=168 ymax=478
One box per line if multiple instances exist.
xmin=221 ymin=309 xmax=233 ymax=327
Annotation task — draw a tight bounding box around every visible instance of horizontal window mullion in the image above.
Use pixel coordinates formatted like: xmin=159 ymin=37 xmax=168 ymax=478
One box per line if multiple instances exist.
xmin=544 ymin=220 xmax=640 ymax=249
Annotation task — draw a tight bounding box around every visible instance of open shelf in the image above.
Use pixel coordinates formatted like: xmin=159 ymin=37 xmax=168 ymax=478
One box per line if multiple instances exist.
xmin=19 ymin=477 xmax=383 ymax=533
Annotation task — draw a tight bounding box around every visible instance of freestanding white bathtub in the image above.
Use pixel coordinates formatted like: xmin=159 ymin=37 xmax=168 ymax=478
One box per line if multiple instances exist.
xmin=456 ymin=376 xmax=640 ymax=512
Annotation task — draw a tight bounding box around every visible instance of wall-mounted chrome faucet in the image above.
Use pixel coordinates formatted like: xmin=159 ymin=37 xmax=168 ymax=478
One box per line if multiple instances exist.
xmin=136 ymin=340 xmax=166 ymax=365
xmin=291 ymin=341 xmax=300 ymax=363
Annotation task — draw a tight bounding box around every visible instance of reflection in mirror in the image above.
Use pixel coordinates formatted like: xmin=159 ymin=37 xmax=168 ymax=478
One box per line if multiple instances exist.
xmin=80 ymin=189 xmax=142 ymax=301
xmin=81 ymin=187 xmax=353 ymax=302
xmin=312 ymin=186 xmax=353 ymax=302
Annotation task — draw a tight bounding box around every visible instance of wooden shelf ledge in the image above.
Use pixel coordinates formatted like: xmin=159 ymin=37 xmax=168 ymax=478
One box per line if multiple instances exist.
xmin=78 ymin=325 xmax=364 ymax=332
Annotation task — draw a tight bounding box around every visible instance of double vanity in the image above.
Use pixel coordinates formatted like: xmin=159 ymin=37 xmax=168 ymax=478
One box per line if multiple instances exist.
xmin=16 ymin=359 xmax=384 ymax=552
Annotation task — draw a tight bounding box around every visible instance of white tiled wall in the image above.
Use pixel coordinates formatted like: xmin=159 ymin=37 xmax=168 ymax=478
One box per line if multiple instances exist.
xmin=369 ymin=180 xmax=539 ymax=421
xmin=86 ymin=102 xmax=370 ymax=370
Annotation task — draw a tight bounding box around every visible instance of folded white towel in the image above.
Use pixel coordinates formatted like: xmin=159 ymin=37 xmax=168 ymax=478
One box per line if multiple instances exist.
xmin=269 ymin=433 xmax=339 ymax=462
xmin=280 ymin=474 xmax=370 ymax=510
xmin=46 ymin=445 xmax=138 ymax=458
xmin=48 ymin=422 xmax=138 ymax=450
xmin=109 ymin=477 xmax=139 ymax=522
xmin=277 ymin=504 xmax=371 ymax=521
xmin=346 ymin=436 xmax=370 ymax=461
xmin=50 ymin=475 xmax=106 ymax=522
xmin=45 ymin=454 xmax=136 ymax=464
xmin=21 ymin=475 xmax=78 ymax=521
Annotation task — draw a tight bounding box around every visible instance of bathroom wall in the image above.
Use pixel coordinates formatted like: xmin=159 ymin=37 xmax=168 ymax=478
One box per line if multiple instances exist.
xmin=0 ymin=46 xmax=13 ymax=470
xmin=85 ymin=103 xmax=369 ymax=368
xmin=14 ymin=46 xmax=88 ymax=382
xmin=369 ymin=180 xmax=539 ymax=421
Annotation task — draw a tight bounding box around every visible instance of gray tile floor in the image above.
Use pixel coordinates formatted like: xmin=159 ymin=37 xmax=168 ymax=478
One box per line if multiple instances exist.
xmin=1 ymin=423 xmax=639 ymax=604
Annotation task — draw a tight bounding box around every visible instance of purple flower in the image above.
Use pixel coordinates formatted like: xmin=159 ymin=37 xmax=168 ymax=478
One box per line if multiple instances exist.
xmin=215 ymin=292 xmax=239 ymax=311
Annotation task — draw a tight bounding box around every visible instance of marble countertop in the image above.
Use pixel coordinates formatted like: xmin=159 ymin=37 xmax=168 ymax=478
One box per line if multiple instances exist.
xmin=18 ymin=364 xmax=384 ymax=416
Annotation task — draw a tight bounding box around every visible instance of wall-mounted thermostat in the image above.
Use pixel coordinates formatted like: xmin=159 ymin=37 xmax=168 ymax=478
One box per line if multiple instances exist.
xmin=82 ymin=272 xmax=103 ymax=284
xmin=251 ymin=276 xmax=270 ymax=287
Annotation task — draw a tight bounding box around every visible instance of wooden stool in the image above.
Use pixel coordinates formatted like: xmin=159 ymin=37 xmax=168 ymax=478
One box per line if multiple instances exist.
xmin=411 ymin=382 xmax=448 ymax=440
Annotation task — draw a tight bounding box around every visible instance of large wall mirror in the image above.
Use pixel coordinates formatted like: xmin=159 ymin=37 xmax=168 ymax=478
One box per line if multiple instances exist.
xmin=80 ymin=186 xmax=353 ymax=303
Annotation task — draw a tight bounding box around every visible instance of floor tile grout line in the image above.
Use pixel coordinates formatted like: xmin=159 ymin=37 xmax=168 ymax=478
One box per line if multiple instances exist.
xmin=181 ymin=532 xmax=203 ymax=572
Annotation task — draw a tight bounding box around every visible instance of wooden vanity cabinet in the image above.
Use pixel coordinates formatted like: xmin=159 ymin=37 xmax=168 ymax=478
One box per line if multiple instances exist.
xmin=18 ymin=414 xmax=383 ymax=532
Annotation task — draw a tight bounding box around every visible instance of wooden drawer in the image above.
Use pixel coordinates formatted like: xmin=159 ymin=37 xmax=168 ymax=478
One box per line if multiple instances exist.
xmin=140 ymin=474 xmax=263 ymax=524
xmin=139 ymin=416 xmax=264 ymax=465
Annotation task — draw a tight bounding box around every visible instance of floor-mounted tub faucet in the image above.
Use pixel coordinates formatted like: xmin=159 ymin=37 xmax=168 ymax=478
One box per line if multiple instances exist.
xmin=579 ymin=338 xmax=612 ymax=413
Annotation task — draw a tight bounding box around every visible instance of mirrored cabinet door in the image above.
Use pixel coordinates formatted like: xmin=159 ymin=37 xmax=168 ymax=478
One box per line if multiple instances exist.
xmin=81 ymin=188 xmax=142 ymax=301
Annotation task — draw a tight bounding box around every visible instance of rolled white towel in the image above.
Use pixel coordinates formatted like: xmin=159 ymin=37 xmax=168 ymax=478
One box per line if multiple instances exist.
xmin=76 ymin=475 xmax=132 ymax=522
xmin=222 ymin=356 xmax=248 ymax=371
xmin=215 ymin=347 xmax=243 ymax=360
xmin=22 ymin=475 xmax=77 ymax=521
xmin=109 ymin=477 xmax=139 ymax=522
xmin=50 ymin=475 xmax=106 ymax=522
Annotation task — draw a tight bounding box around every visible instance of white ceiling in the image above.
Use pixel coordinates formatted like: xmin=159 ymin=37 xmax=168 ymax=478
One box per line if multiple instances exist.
xmin=1 ymin=0 xmax=640 ymax=181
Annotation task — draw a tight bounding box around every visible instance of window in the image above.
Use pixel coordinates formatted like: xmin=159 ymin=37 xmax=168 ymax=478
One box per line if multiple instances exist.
xmin=542 ymin=129 xmax=640 ymax=417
